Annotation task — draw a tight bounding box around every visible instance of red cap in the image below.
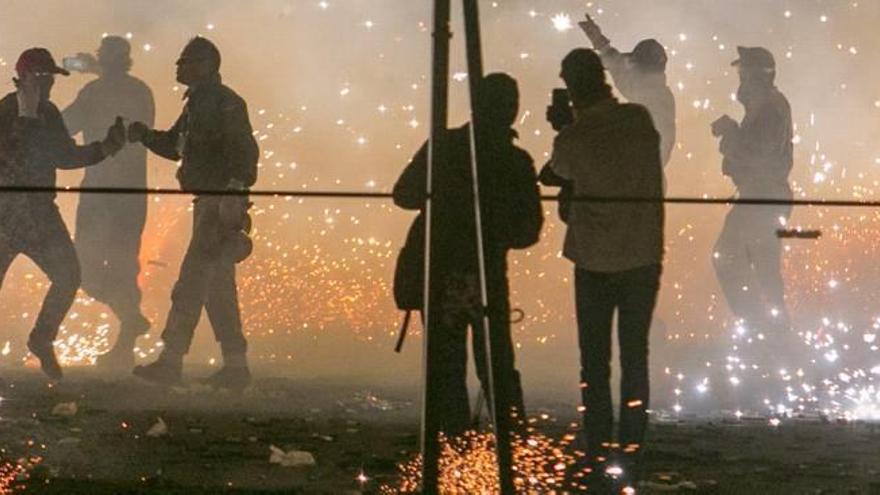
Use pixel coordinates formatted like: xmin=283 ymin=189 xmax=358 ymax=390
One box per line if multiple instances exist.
xmin=15 ymin=48 xmax=70 ymax=77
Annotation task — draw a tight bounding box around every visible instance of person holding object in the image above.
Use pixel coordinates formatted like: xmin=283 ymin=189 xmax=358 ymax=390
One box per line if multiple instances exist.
xmin=579 ymin=14 xmax=676 ymax=169
xmin=0 ymin=48 xmax=126 ymax=380
xmin=63 ymin=36 xmax=156 ymax=370
xmin=544 ymin=49 xmax=664 ymax=492
xmin=711 ymin=47 xmax=793 ymax=352
xmin=129 ymin=37 xmax=258 ymax=390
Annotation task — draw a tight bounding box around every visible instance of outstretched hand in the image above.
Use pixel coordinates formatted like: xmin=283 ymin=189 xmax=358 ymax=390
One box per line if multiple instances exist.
xmin=102 ymin=116 xmax=127 ymax=157
xmin=578 ymin=14 xmax=609 ymax=49
xmin=127 ymin=121 xmax=150 ymax=144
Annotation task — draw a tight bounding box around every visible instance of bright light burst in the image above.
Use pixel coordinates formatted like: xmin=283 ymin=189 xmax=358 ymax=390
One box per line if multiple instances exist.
xmin=380 ymin=431 xmax=577 ymax=494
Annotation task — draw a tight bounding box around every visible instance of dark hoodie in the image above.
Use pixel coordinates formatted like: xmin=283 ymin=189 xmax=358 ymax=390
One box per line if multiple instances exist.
xmin=393 ymin=125 xmax=543 ymax=281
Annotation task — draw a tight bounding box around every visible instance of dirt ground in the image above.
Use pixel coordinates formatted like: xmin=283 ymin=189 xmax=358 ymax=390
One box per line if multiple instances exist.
xmin=1 ymin=368 xmax=880 ymax=494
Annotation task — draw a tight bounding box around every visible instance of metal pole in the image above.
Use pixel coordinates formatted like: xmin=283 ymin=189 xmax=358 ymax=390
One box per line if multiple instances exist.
xmin=421 ymin=0 xmax=451 ymax=492
xmin=462 ymin=1 xmax=516 ymax=493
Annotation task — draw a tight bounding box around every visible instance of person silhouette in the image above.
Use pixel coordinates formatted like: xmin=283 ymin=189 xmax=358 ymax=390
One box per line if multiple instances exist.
xmin=129 ymin=37 xmax=258 ymax=390
xmin=63 ymin=36 xmax=156 ymax=370
xmin=0 ymin=47 xmax=126 ymax=380
xmin=711 ymin=47 xmax=794 ymax=354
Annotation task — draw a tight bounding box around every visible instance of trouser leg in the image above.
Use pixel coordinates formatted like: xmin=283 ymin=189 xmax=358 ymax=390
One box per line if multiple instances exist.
xmin=472 ymin=293 xmax=520 ymax=495
xmin=26 ymin=210 xmax=82 ymax=344
xmin=617 ymin=265 xmax=661 ymax=464
xmin=575 ymin=268 xmax=616 ymax=463
xmin=0 ymin=236 xmax=18 ymax=309
xmin=74 ymin=200 xmax=110 ymax=303
xmin=160 ymin=202 xmax=220 ymax=359
xmin=472 ymin=294 xmax=525 ymax=423
xmin=204 ymin=260 xmax=247 ymax=360
xmin=77 ymin=196 xmax=147 ymax=334
xmin=713 ymin=205 xmax=765 ymax=328
xmin=750 ymin=206 xmax=790 ymax=324
xmin=422 ymin=297 xmax=470 ymax=494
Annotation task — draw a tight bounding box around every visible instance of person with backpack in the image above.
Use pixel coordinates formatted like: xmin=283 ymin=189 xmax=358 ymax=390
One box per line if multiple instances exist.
xmin=393 ymin=72 xmax=543 ymax=452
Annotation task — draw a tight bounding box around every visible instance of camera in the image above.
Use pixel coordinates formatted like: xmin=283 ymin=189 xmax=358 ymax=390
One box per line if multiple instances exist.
xmin=546 ymin=88 xmax=574 ymax=132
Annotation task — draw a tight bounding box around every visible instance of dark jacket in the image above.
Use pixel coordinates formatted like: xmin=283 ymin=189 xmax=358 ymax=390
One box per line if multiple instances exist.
xmin=550 ymin=99 xmax=664 ymax=272
xmin=143 ymin=74 xmax=258 ymax=192
xmin=393 ymin=125 xmax=543 ymax=281
xmin=599 ymin=47 xmax=677 ymax=168
xmin=0 ymin=92 xmax=106 ymax=203
xmin=720 ymin=88 xmax=793 ymax=199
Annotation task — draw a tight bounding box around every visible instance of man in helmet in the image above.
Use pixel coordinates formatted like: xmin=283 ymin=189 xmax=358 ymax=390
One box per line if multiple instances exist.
xmin=711 ymin=47 xmax=794 ymax=351
xmin=127 ymin=37 xmax=258 ymax=390
xmin=0 ymin=47 xmax=127 ymax=380
xmin=580 ymin=14 xmax=676 ymax=168
xmin=63 ymin=36 xmax=156 ymax=370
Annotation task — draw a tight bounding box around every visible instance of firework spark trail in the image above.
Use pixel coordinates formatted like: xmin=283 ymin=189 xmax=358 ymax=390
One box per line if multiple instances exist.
xmin=380 ymin=431 xmax=577 ymax=494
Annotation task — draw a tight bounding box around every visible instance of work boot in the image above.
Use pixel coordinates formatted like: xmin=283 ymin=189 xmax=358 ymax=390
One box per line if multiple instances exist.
xmin=27 ymin=337 xmax=62 ymax=381
xmin=203 ymin=353 xmax=251 ymax=391
xmin=96 ymin=315 xmax=151 ymax=371
xmin=133 ymin=352 xmax=183 ymax=386
xmin=203 ymin=365 xmax=252 ymax=391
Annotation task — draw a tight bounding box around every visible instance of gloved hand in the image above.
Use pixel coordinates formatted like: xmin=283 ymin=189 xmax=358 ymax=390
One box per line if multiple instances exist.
xmin=127 ymin=121 xmax=150 ymax=144
xmin=711 ymin=115 xmax=738 ymax=138
xmin=101 ymin=117 xmax=127 ymax=157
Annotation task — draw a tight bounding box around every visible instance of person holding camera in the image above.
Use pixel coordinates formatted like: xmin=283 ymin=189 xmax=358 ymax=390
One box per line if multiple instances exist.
xmin=580 ymin=14 xmax=676 ymax=169
xmin=63 ymin=36 xmax=156 ymax=370
xmin=0 ymin=48 xmax=127 ymax=380
xmin=544 ymin=49 xmax=664 ymax=491
xmin=711 ymin=47 xmax=793 ymax=349
xmin=128 ymin=37 xmax=259 ymax=390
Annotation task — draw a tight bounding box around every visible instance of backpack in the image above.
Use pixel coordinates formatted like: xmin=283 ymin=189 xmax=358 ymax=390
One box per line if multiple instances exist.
xmin=392 ymin=214 xmax=425 ymax=352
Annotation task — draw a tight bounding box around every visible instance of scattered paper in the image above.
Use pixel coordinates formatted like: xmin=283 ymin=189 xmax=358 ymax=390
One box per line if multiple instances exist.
xmin=146 ymin=417 xmax=168 ymax=438
xmin=51 ymin=402 xmax=78 ymax=417
xmin=269 ymin=445 xmax=316 ymax=467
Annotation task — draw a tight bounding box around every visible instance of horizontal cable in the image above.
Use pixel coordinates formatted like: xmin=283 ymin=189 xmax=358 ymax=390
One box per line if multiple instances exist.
xmin=0 ymin=185 xmax=875 ymax=208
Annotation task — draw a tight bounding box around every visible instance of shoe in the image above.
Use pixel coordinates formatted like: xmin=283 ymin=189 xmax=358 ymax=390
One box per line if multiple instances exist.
xmin=133 ymin=357 xmax=183 ymax=386
xmin=96 ymin=344 xmax=135 ymax=371
xmin=203 ymin=365 xmax=251 ymax=391
xmin=97 ymin=314 xmax=151 ymax=371
xmin=27 ymin=338 xmax=62 ymax=381
xmin=123 ymin=314 xmax=152 ymax=337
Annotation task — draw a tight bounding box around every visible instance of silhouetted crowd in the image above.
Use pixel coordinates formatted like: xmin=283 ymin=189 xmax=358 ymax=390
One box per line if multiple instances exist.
xmin=0 ymin=12 xmax=795 ymax=495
